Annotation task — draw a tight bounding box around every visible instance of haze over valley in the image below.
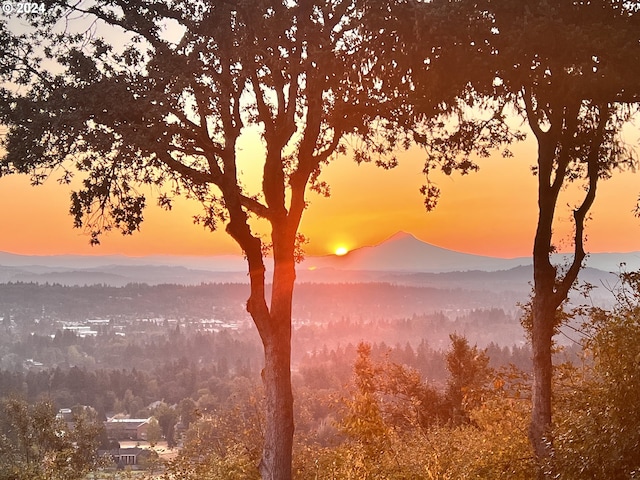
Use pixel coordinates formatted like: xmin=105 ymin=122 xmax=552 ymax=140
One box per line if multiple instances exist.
xmin=0 ymin=231 xmax=627 ymax=378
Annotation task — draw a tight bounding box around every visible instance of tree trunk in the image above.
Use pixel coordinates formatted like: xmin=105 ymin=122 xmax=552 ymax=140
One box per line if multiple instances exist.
xmin=259 ymin=334 xmax=294 ymax=480
xmin=529 ymin=295 xmax=555 ymax=476
xmin=526 ymin=99 xmax=602 ymax=477
xmin=528 ymin=126 xmax=561 ymax=478
xmin=258 ymin=235 xmax=296 ymax=480
xmin=226 ymin=216 xmax=296 ymax=480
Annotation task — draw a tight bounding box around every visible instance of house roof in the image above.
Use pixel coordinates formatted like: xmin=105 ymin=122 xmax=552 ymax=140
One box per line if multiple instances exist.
xmin=114 ymin=447 xmax=143 ymax=455
xmin=106 ymin=417 xmax=151 ymax=426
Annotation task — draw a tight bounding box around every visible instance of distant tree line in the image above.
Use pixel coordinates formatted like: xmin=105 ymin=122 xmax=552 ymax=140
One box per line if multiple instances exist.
xmin=0 ymin=282 xmax=251 ymax=322
xmin=298 ymin=336 xmax=536 ymax=392
xmin=0 ymin=281 xmax=522 ymax=327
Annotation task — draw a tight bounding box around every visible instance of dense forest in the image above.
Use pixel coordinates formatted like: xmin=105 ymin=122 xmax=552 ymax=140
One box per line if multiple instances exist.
xmin=0 ymin=282 xmax=535 ymax=415
xmin=0 ymin=323 xmax=536 ymax=414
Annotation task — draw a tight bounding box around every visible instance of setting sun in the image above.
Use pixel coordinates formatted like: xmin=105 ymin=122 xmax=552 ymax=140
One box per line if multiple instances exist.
xmin=335 ymin=246 xmax=349 ymax=256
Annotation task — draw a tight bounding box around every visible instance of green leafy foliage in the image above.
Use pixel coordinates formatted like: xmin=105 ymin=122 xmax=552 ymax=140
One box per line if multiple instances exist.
xmin=146 ymin=417 xmax=162 ymax=447
xmin=339 ymin=343 xmax=391 ymax=454
xmin=0 ymin=397 xmax=104 ymax=480
xmin=445 ymin=333 xmax=493 ymax=422
xmin=162 ymin=385 xmax=263 ymax=480
xmin=552 ymin=273 xmax=640 ymax=478
xmin=293 ymin=339 xmax=534 ymax=479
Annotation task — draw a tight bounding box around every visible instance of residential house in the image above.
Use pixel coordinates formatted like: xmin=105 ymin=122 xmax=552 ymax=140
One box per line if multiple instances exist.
xmin=100 ymin=447 xmax=156 ymax=470
xmin=105 ymin=417 xmax=152 ymax=441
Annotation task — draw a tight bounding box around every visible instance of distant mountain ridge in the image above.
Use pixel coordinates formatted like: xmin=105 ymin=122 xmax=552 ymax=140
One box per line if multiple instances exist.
xmin=0 ymin=231 xmax=637 ymax=286
xmin=304 ymin=232 xmax=531 ymax=272
xmin=301 ymin=232 xmax=640 ymax=273
xmin=0 ymin=250 xmax=247 ymax=270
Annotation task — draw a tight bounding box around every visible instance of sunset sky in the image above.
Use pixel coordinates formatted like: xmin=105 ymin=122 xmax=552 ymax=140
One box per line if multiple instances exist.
xmin=1 ymin=10 xmax=639 ymax=262
xmin=0 ymin=129 xmax=639 ymax=259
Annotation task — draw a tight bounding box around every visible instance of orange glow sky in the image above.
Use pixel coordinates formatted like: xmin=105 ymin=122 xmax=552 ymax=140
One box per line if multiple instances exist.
xmin=0 ymin=133 xmax=639 ymax=259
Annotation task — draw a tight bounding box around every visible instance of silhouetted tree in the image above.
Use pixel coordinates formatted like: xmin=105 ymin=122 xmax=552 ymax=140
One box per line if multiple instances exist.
xmin=0 ymin=2 xmax=409 ymax=477
xmin=467 ymin=3 xmax=640 ymax=472
xmin=389 ymin=1 xmax=640 ymax=473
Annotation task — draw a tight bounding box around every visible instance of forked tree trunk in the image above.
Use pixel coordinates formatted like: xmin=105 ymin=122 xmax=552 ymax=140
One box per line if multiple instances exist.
xmin=528 ymin=125 xmax=562 ymax=478
xmin=527 ymin=99 xmax=603 ymax=478
xmin=227 ymin=217 xmax=296 ymax=480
